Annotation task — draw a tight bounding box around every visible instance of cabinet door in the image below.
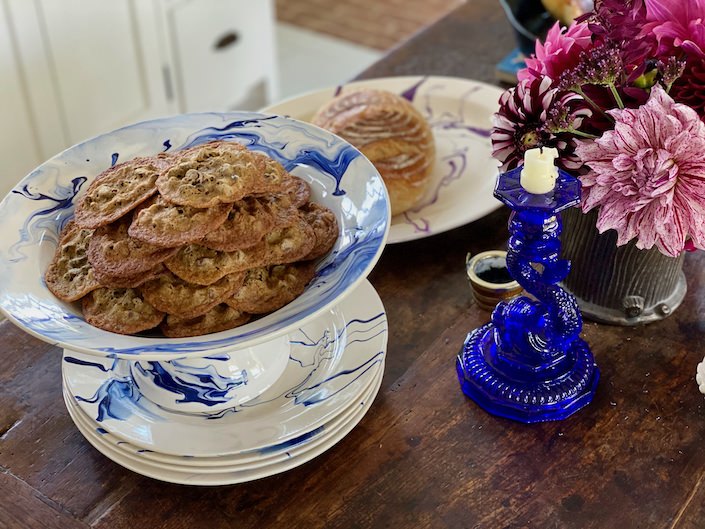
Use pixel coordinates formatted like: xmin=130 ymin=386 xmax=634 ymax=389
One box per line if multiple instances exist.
xmin=26 ymin=0 xmax=174 ymax=146
xmin=166 ymin=0 xmax=277 ymax=112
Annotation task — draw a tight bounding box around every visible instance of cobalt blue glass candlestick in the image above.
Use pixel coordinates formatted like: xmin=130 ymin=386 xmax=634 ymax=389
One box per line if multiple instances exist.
xmin=456 ymin=156 xmax=599 ymax=423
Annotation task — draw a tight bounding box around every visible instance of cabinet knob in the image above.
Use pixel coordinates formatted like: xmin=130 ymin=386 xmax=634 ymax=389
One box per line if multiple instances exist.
xmin=214 ymin=31 xmax=239 ymax=50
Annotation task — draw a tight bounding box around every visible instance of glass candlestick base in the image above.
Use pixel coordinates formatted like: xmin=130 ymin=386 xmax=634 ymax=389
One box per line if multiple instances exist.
xmin=457 ymin=165 xmax=599 ymax=423
xmin=457 ymin=323 xmax=598 ymax=422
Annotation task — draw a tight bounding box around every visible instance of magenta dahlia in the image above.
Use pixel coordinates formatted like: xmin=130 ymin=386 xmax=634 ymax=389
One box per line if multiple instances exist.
xmin=574 ymin=85 xmax=705 ymax=256
xmin=582 ymin=0 xmax=654 ymax=67
xmin=518 ymin=20 xmax=594 ymax=83
xmin=643 ymin=0 xmax=705 ymax=58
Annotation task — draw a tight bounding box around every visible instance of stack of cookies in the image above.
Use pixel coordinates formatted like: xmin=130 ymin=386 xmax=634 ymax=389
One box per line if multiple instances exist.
xmin=44 ymin=140 xmax=338 ymax=337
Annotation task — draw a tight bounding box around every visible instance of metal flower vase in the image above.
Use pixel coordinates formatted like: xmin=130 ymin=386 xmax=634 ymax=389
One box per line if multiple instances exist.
xmin=560 ymin=207 xmax=687 ymax=326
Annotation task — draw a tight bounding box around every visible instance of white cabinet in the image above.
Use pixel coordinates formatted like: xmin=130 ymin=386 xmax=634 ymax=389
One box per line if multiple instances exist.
xmin=165 ymin=0 xmax=278 ymax=112
xmin=0 ymin=4 xmax=44 ymax=188
xmin=0 ymin=0 xmax=277 ymax=198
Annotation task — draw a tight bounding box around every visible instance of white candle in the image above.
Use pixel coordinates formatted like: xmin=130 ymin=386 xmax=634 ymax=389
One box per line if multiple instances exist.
xmin=520 ymin=147 xmax=558 ymax=194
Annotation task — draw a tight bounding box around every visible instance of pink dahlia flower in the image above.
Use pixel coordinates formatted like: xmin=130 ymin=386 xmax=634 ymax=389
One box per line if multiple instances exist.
xmin=492 ymin=77 xmax=590 ymax=172
xmin=518 ymin=20 xmax=594 ymax=83
xmin=574 ymin=85 xmax=705 ymax=257
xmin=643 ymin=0 xmax=705 ymax=58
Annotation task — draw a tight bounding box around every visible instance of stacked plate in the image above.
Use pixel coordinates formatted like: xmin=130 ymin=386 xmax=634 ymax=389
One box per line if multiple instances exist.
xmin=0 ymin=111 xmax=391 ymax=485
xmin=61 ymin=280 xmax=387 ymax=485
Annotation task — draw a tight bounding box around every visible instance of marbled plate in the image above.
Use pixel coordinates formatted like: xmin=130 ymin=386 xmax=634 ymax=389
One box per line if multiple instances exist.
xmin=0 ymin=112 xmax=389 ymax=359
xmin=64 ymin=363 xmax=383 ymax=485
xmin=262 ymin=76 xmax=504 ymax=243
xmin=62 ymin=280 xmax=387 ymax=457
xmin=63 ymin=360 xmax=381 ymax=473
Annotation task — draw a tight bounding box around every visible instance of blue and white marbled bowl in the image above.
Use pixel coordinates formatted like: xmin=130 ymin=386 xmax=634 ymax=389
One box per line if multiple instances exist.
xmin=0 ymin=112 xmax=390 ymax=360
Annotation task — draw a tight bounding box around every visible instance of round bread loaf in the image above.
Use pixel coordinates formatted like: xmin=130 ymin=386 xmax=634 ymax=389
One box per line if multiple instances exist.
xmin=312 ymin=88 xmax=435 ymax=216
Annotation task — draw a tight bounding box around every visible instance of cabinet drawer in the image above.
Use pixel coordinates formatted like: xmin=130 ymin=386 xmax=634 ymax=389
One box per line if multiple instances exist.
xmin=167 ymin=0 xmax=276 ymax=112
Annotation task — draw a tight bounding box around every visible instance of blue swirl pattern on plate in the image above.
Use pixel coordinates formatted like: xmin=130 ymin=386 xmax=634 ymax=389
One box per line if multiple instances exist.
xmin=65 ymin=311 xmax=385 ymax=422
xmin=131 ymin=360 xmax=248 ymax=406
xmin=61 ymin=283 xmax=387 ymax=456
xmin=0 ymin=112 xmax=390 ymax=359
xmin=7 ymin=176 xmax=87 ymax=263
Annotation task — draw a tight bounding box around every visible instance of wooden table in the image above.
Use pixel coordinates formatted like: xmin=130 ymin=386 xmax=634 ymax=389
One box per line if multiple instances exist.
xmin=3 ymin=1 xmax=705 ymax=527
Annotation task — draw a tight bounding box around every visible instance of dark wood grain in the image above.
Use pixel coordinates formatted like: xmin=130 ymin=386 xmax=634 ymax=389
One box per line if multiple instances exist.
xmin=0 ymin=473 xmax=90 ymax=529
xmin=355 ymin=0 xmax=515 ymax=83
xmin=2 ymin=1 xmax=705 ymax=527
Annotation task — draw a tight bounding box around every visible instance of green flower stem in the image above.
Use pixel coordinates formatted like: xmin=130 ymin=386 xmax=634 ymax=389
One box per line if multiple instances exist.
xmin=575 ymin=87 xmax=614 ymax=123
xmin=571 ymin=129 xmax=599 ymax=139
xmin=608 ymin=83 xmax=625 ymax=109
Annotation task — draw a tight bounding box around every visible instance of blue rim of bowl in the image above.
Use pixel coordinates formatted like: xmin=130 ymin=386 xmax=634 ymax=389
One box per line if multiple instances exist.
xmin=0 ymin=112 xmax=390 ymax=359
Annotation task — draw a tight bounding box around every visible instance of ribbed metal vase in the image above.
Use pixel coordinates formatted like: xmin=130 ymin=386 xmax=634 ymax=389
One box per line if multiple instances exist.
xmin=559 ymin=207 xmax=687 ymax=326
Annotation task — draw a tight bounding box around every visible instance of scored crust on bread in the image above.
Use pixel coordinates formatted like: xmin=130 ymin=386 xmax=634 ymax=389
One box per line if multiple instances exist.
xmin=311 ymin=88 xmax=435 ymax=216
xmin=73 ymin=154 xmax=173 ymax=229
